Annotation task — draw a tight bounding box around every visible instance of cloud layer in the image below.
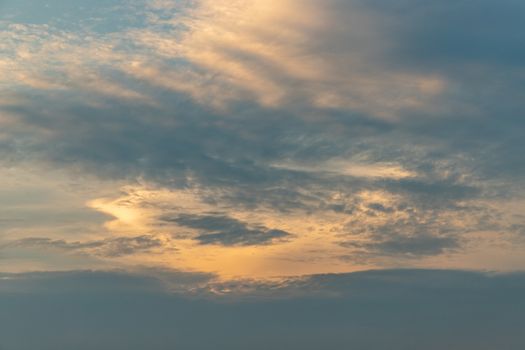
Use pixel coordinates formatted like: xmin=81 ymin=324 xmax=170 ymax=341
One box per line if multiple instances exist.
xmin=1 ymin=269 xmax=525 ymax=350
xmin=0 ymin=0 xmax=524 ymax=277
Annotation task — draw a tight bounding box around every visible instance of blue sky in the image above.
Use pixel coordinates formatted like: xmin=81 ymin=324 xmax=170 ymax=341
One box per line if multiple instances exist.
xmin=1 ymin=0 xmax=525 ymax=348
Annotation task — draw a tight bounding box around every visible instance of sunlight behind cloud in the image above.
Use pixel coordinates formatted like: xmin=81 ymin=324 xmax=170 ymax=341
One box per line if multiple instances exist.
xmin=130 ymin=0 xmax=448 ymax=118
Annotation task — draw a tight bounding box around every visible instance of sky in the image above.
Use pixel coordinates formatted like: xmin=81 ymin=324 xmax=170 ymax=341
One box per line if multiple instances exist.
xmin=0 ymin=0 xmax=524 ymax=348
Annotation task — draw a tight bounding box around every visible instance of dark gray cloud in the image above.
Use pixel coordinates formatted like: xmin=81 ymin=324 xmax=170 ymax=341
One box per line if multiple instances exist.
xmin=164 ymin=214 xmax=291 ymax=246
xmin=360 ymin=0 xmax=525 ymax=69
xmin=345 ymin=234 xmax=459 ymax=257
xmin=382 ymin=177 xmax=481 ymax=205
xmin=358 ymin=0 xmax=525 ymax=183
xmin=337 ymin=197 xmax=495 ymax=258
xmin=1 ymin=269 xmax=524 ymax=350
xmin=3 ymin=235 xmax=168 ymax=257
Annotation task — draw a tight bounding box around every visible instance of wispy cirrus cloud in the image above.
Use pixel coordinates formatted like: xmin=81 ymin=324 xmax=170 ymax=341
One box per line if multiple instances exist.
xmin=130 ymin=0 xmax=447 ymax=118
xmin=3 ymin=234 xmax=172 ymax=258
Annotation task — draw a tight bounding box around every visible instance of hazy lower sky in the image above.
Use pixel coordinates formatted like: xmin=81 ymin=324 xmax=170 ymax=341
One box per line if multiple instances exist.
xmin=1 ymin=0 xmax=524 ymax=349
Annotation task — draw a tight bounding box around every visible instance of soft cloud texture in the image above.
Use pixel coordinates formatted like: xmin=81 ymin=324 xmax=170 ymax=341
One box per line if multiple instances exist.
xmin=166 ymin=214 xmax=291 ymax=246
xmin=0 ymin=0 xmax=524 ymax=278
xmin=4 ymin=234 xmax=172 ymax=257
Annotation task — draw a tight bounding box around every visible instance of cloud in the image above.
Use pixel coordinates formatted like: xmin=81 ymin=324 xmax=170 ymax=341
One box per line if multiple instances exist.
xmin=0 ymin=0 xmax=524 ymax=275
xmin=272 ymin=159 xmax=416 ymax=179
xmin=1 ymin=269 xmax=525 ymax=349
xmin=361 ymin=0 xmax=525 ymax=69
xmin=345 ymin=234 xmax=459 ymax=257
xmin=3 ymin=234 xmax=172 ymax=258
xmin=0 ymin=268 xmax=215 ymax=296
xmin=164 ymin=213 xmax=291 ymax=246
xmin=130 ymin=0 xmax=447 ymax=118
